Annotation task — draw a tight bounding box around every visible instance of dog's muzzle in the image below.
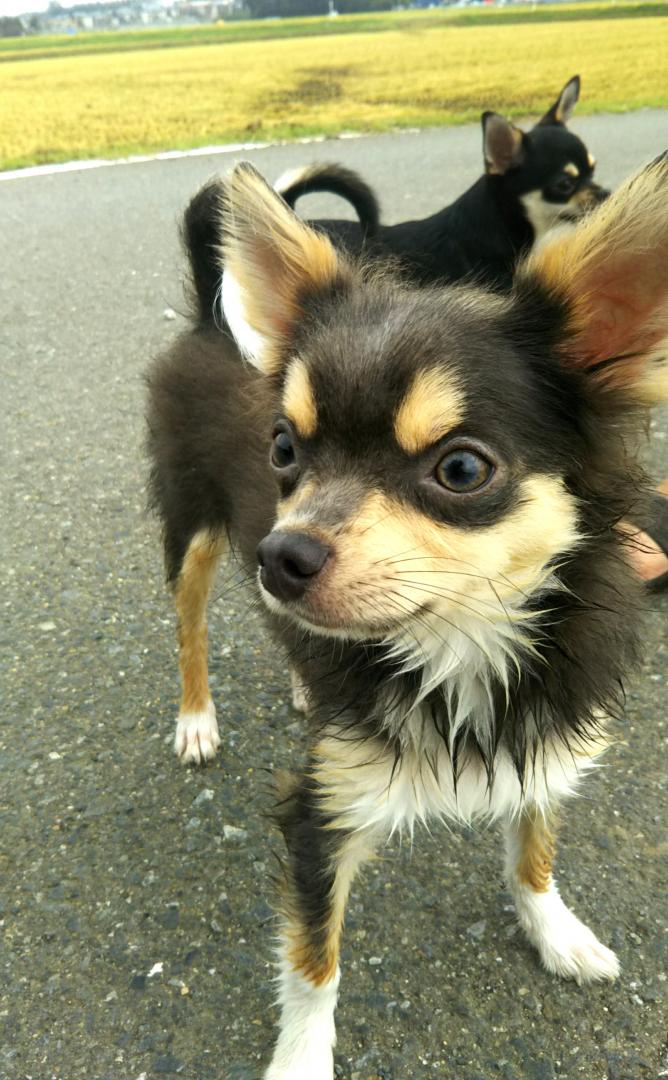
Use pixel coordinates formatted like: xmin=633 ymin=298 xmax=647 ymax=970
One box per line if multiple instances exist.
xmin=257 ymin=530 xmax=330 ymax=602
xmin=575 ymin=181 xmax=610 ymax=212
xmin=588 ymin=182 xmax=610 ymax=205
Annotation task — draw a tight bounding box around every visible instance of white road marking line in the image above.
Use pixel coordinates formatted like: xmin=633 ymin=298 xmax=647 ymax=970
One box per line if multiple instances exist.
xmin=0 ymin=131 xmax=372 ymax=182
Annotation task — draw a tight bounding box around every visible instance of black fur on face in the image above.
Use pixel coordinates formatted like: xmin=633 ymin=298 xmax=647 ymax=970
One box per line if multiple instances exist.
xmin=293 ymin=283 xmax=579 ymax=477
xmin=508 ymin=123 xmax=601 ymax=200
xmin=274 ymin=275 xmax=642 ymax=552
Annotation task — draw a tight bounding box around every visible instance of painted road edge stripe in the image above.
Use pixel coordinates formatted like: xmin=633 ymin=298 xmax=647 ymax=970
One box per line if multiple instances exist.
xmin=0 ymin=131 xmax=378 ymax=183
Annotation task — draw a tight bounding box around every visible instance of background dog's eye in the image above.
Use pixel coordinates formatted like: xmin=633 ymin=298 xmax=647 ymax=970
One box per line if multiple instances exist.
xmin=435 ymin=450 xmax=493 ymax=493
xmin=552 ymin=175 xmax=577 ymax=196
xmin=271 ymin=431 xmax=295 ymax=470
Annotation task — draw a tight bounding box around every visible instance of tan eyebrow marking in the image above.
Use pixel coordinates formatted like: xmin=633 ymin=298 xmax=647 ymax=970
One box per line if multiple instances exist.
xmin=394 ymin=367 xmax=465 ymax=455
xmin=587 ymin=152 xmax=596 ymax=169
xmin=282 ymin=358 xmax=317 ymax=438
xmin=564 ymin=162 xmax=580 ymax=177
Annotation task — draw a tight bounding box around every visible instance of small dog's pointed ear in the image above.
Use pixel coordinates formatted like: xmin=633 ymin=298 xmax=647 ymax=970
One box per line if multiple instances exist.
xmin=518 ymin=154 xmax=668 ymax=406
xmin=219 ymin=161 xmax=348 ymax=373
xmin=482 ymin=112 xmax=524 ymax=175
xmin=539 ymin=75 xmax=580 ymax=126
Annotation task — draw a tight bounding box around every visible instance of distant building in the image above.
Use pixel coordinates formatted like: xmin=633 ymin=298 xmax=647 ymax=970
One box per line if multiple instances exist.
xmin=21 ymin=1 xmax=189 ymax=35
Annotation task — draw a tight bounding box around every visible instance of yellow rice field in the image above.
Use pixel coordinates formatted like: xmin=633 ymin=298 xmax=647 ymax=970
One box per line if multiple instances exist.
xmin=2 ymin=9 xmax=667 ymax=170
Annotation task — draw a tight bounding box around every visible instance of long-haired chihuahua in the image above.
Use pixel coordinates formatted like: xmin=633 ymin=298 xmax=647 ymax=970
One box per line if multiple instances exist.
xmin=147 ymin=154 xmax=668 ymax=1079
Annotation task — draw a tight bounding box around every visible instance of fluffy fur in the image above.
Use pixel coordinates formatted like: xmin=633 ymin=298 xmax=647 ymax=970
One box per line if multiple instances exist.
xmin=146 ymin=154 xmax=668 ymax=1078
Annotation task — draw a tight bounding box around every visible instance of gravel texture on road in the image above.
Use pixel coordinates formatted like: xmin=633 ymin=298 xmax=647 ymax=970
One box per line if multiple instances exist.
xmin=2 ymin=112 xmax=667 ymax=1080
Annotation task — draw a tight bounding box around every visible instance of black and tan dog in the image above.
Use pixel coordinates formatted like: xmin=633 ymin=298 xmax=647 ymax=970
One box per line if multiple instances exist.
xmin=147 ymin=156 xmax=668 ymax=1078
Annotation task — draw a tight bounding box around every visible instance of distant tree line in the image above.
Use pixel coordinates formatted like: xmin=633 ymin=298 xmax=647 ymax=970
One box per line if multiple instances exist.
xmin=0 ymin=16 xmax=26 ymax=36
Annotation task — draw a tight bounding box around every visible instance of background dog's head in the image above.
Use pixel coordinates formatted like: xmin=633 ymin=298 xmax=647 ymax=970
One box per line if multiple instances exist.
xmin=483 ymin=76 xmax=608 ymax=239
xmin=220 ymin=158 xmax=668 ymax=668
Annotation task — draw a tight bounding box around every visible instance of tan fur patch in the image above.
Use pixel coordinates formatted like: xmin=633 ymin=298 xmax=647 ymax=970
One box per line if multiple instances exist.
xmin=174 ymin=530 xmax=226 ymax=713
xmin=283 ymin=358 xmax=318 ymax=438
xmin=394 ymin=367 xmax=465 ymax=455
xmin=516 ymin=809 xmax=557 ymax=893
xmin=282 ymin=475 xmax=579 ymax=635
xmin=570 ymin=186 xmax=601 ymax=211
xmin=284 ymin=930 xmax=339 ymax=987
xmin=310 ymin=734 xmax=396 ymax=830
xmin=220 ymin=163 xmax=347 ymax=374
xmin=564 ymin=162 xmax=580 ymax=177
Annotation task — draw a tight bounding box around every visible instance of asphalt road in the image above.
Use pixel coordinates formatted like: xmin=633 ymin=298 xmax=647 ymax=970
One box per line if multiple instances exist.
xmin=2 ymin=111 xmax=668 ymax=1080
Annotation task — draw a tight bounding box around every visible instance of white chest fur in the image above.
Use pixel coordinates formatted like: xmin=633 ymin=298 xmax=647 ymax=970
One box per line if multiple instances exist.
xmin=323 ymin=713 xmax=603 ymax=841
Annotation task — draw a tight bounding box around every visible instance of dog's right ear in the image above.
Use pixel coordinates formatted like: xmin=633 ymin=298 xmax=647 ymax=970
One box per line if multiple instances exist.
xmin=482 ymin=112 xmax=525 ymax=175
xmin=220 ymin=162 xmax=349 ymax=373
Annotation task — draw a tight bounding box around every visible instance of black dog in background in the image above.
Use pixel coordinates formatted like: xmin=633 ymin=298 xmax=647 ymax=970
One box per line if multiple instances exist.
xmin=184 ymin=75 xmax=607 ymax=306
xmin=276 ymin=75 xmax=607 ymax=289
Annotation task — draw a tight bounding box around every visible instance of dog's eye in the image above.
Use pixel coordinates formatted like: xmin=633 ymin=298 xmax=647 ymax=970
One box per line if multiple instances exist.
xmin=435 ymin=449 xmax=493 ymax=493
xmin=271 ymin=430 xmax=295 ymax=470
xmin=552 ymin=175 xmax=577 ymax=196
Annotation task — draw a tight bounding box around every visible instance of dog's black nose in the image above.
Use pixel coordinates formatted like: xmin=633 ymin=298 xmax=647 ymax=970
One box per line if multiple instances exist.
xmin=257 ymin=531 xmax=330 ymax=602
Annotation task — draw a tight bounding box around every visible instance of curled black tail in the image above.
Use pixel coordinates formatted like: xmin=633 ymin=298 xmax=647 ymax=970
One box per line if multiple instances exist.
xmin=275 ymin=163 xmax=380 ymax=240
xmin=181 ymin=178 xmax=225 ymax=325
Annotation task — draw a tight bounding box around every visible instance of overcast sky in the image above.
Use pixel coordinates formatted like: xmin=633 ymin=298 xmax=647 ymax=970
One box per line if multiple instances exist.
xmin=2 ymin=0 xmax=113 ymax=14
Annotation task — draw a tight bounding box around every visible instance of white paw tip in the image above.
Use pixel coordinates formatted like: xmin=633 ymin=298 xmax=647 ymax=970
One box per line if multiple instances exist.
xmin=541 ymin=924 xmax=620 ymax=984
xmin=570 ymin=939 xmax=620 ymax=985
xmin=174 ymin=706 xmax=220 ymax=765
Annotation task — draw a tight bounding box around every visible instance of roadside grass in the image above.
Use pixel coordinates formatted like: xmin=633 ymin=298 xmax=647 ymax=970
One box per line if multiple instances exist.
xmin=2 ymin=6 xmax=667 ymax=171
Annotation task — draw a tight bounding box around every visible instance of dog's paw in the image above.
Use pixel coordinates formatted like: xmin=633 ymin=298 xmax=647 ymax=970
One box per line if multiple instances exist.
xmin=536 ymin=913 xmax=619 ymax=985
xmin=514 ymin=885 xmax=619 ymax=985
xmin=174 ymin=702 xmax=220 ymax=765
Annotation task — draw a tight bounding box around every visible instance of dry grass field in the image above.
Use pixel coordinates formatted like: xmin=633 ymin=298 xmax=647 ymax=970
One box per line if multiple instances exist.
xmin=2 ymin=5 xmax=667 ymax=171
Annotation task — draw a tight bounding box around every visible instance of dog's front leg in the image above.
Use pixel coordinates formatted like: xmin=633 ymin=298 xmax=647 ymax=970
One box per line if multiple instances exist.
xmin=266 ymin=752 xmax=381 ymax=1080
xmin=504 ymin=806 xmax=619 ymax=984
xmin=172 ymin=529 xmax=226 ymax=765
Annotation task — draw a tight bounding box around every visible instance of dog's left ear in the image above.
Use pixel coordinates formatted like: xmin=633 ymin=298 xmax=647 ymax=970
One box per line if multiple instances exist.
xmin=518 ymin=154 xmax=668 ymax=406
xmin=539 ymin=75 xmax=580 ymax=126
xmin=220 ymin=161 xmax=349 ymax=373
xmin=482 ymin=112 xmax=525 ymax=175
